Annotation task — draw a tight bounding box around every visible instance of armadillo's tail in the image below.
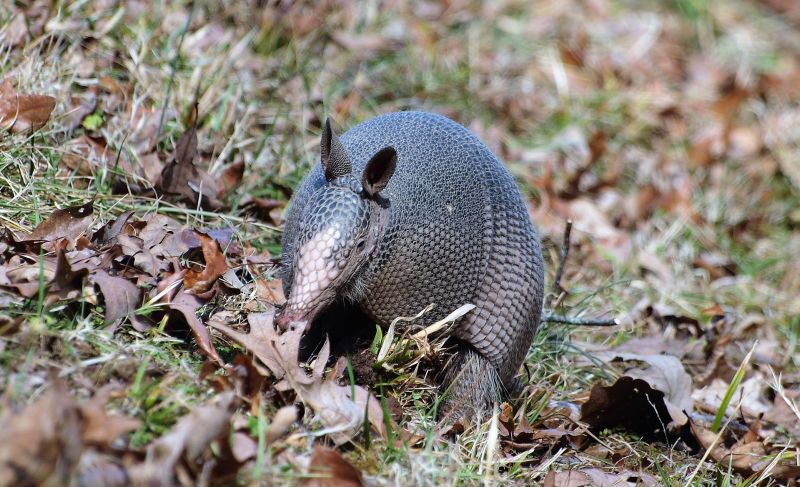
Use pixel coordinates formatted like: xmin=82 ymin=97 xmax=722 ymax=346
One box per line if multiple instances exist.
xmin=438 ymin=344 xmax=507 ymax=419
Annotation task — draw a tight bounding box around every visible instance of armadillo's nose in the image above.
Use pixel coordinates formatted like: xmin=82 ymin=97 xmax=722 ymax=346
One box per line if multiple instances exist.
xmin=275 ymin=305 xmax=315 ymax=331
xmin=275 ymin=309 xmax=291 ymax=330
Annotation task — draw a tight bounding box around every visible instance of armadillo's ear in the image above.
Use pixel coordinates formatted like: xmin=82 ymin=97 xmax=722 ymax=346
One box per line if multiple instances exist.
xmin=362 ymin=146 xmax=397 ymax=197
xmin=320 ymin=117 xmax=352 ymax=181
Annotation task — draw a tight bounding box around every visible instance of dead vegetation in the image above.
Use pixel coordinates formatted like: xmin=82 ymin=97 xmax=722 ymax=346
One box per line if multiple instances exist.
xmin=0 ymin=0 xmax=799 ymax=485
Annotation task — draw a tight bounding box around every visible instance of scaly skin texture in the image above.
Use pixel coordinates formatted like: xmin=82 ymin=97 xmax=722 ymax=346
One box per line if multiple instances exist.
xmin=282 ymin=111 xmax=544 ymax=414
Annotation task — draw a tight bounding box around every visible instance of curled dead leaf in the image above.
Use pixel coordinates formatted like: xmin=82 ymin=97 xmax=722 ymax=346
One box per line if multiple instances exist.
xmin=0 ymin=380 xmax=82 ymax=486
xmin=301 ymin=447 xmax=363 ymax=487
xmin=183 ymin=232 xmax=229 ymax=294
xmin=169 ymin=290 xmax=224 ymax=366
xmin=211 ymin=311 xmax=390 ymax=445
xmin=545 ymin=468 xmax=659 ymax=487
xmin=129 ymin=391 xmax=236 ymax=485
xmin=89 ymin=270 xmax=140 ymax=325
xmin=266 ymin=405 xmax=298 ymax=444
xmin=588 ymin=352 xmax=694 ymax=412
xmin=580 ymin=376 xmax=688 ymax=441
xmin=0 ymin=78 xmax=56 ymax=133
xmin=27 ymin=201 xmax=94 ymax=244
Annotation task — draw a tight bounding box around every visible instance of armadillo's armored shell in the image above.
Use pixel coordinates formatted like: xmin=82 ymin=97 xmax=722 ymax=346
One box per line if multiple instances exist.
xmin=282 ymin=111 xmax=544 ymax=394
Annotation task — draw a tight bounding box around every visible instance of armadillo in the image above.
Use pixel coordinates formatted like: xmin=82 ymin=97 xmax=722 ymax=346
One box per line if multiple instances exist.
xmin=278 ymin=111 xmax=544 ymax=415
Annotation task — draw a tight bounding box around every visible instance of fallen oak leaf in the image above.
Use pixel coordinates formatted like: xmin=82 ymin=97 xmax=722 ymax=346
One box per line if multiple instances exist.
xmin=210 ymin=312 xmax=390 ymax=445
xmin=169 ymin=290 xmax=224 ymax=366
xmin=79 ymin=385 xmax=140 ymax=448
xmin=88 ymin=270 xmax=140 ymax=325
xmin=301 ymin=447 xmax=364 ymax=487
xmin=0 ymin=78 xmax=56 ymax=133
xmin=587 ymin=352 xmax=694 ymax=412
xmin=183 ymin=232 xmax=229 ymax=295
xmin=218 ymin=160 xmax=245 ymax=198
xmin=129 ymin=391 xmax=236 ymax=486
xmin=159 ymin=122 xmax=222 ymax=209
xmin=0 ymin=379 xmax=82 ymax=486
xmin=271 ymin=322 xmax=389 ymax=445
xmin=208 ymin=310 xmax=285 ymax=376
xmin=580 ymin=376 xmax=688 ymax=441
xmin=27 ymin=201 xmax=94 ymax=244
xmin=690 ymin=421 xmax=767 ymax=474
xmin=546 ymin=468 xmax=659 ymax=487
xmin=265 ymin=405 xmax=299 ymax=444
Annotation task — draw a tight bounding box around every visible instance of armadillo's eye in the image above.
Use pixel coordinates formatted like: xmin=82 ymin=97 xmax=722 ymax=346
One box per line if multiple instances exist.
xmin=356 ymin=239 xmax=366 ymax=250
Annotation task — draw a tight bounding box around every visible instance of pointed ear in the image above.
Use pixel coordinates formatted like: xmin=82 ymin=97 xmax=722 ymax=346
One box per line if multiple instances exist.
xmin=320 ymin=117 xmax=352 ymax=181
xmin=362 ymin=146 xmax=397 ymax=197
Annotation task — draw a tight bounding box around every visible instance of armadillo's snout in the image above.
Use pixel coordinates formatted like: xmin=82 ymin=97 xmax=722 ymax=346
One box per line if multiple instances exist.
xmin=282 ymin=226 xmax=344 ymax=327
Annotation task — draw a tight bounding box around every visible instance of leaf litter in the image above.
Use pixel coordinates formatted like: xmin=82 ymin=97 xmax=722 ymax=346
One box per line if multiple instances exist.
xmin=1 ymin=0 xmax=800 ymax=484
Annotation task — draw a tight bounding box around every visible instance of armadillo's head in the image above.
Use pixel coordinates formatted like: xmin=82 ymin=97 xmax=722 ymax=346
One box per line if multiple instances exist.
xmin=277 ymin=118 xmax=396 ymax=328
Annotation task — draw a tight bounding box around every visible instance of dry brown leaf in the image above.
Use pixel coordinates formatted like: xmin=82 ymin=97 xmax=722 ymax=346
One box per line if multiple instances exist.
xmin=3 ymin=250 xmax=91 ymax=304
xmin=546 ymin=468 xmax=659 ymax=487
xmin=271 ymin=324 xmax=388 ymax=445
xmin=127 ymin=105 xmax=161 ymax=154
xmin=256 ymin=278 xmax=287 ymax=305
xmin=0 ymin=380 xmax=82 ymax=486
xmin=0 ymin=78 xmax=56 ymax=133
xmin=219 ymin=160 xmax=245 ymax=197
xmin=690 ymin=422 xmax=767 ymax=474
xmin=763 ymin=389 xmax=800 ymax=436
xmin=89 ymin=270 xmax=141 ymax=325
xmin=580 ymin=376 xmax=687 ymax=440
xmin=266 ymin=405 xmax=299 ymax=444
xmin=208 ymin=310 xmax=285 ymax=377
xmin=92 ymin=210 xmax=135 ymax=245
xmin=242 ymin=196 xmax=286 ymax=225
xmin=0 ymin=380 xmax=137 ymax=486
xmin=183 ymin=232 xmax=229 ymax=294
xmin=129 ymin=391 xmax=236 ymax=486
xmin=62 ymin=135 xmax=110 ymax=176
xmin=692 ymin=373 xmax=772 ymax=419
xmin=169 ymin=290 xmax=224 ymax=366
xmin=230 ymin=432 xmax=257 ymax=463
xmin=159 ymin=123 xmax=222 ymax=208
xmin=211 ymin=311 xmax=389 ymax=445
xmin=27 ymin=201 xmax=94 ymax=243
xmin=65 ymin=92 xmax=98 ymax=132
xmin=50 ymin=250 xmax=91 ymax=304
xmin=588 ymin=352 xmax=693 ymax=412
xmin=79 ymin=386 xmax=141 ymax=447
xmin=301 ymin=447 xmax=364 ymax=487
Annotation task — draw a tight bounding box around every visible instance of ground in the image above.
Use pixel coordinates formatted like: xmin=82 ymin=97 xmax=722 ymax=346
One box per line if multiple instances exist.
xmin=0 ymin=0 xmax=799 ymax=485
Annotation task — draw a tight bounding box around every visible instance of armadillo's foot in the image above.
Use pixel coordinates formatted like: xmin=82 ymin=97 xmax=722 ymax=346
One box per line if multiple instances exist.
xmin=438 ymin=345 xmax=506 ymax=420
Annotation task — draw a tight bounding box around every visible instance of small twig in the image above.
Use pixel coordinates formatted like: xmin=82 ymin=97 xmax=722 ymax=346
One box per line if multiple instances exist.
xmin=543 ymin=220 xmax=618 ymax=328
xmin=156 ymin=5 xmax=194 ymax=143
xmin=550 ymin=219 xmax=573 ymax=301
xmin=543 ymin=314 xmax=618 ymax=327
